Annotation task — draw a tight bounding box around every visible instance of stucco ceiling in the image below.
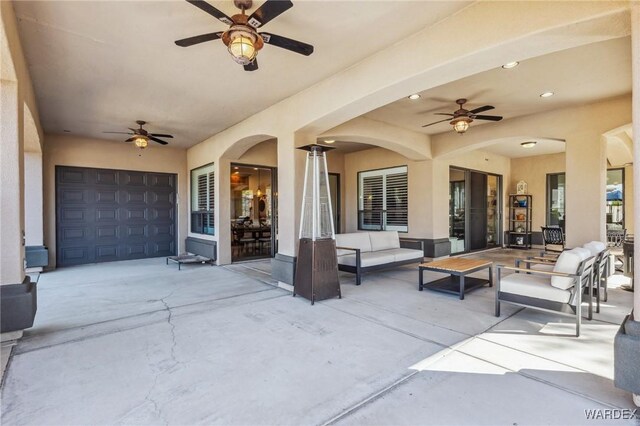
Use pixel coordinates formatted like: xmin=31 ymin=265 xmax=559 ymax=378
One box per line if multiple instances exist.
xmin=364 ymin=36 xmax=632 ymax=138
xmin=480 ymin=137 xmax=565 ymax=159
xmin=14 ymin=0 xmax=471 ymax=149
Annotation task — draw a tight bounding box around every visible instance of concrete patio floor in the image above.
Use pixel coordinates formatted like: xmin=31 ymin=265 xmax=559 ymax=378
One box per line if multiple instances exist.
xmin=1 ymin=249 xmax=637 ymax=425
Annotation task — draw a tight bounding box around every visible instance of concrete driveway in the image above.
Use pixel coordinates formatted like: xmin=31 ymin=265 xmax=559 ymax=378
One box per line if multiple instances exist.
xmin=1 ymin=251 xmax=637 ymax=425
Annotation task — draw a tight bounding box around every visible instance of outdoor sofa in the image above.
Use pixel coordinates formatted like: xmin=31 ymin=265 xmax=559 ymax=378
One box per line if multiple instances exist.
xmin=335 ymin=231 xmax=424 ymax=285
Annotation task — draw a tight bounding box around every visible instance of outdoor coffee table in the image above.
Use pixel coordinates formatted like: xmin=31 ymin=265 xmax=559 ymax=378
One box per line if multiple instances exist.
xmin=418 ymin=258 xmax=493 ymax=300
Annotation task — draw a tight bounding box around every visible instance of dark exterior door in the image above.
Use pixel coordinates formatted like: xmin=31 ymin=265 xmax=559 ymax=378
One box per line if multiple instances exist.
xmin=56 ymin=166 xmax=176 ymax=266
xmin=468 ymin=171 xmax=488 ymax=251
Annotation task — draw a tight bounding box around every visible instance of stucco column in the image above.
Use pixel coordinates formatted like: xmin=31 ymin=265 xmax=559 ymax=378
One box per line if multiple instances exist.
xmin=0 ymin=80 xmax=25 ymax=286
xmin=565 ymin=135 xmax=606 ymax=248
xmin=216 ymin=159 xmax=231 ymax=265
xmin=632 ymin=4 xmax=640 ymax=316
xmin=271 ymin=132 xmax=310 ymax=286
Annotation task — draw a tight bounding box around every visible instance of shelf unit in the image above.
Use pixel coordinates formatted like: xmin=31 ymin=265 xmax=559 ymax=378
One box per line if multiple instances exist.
xmin=507 ymin=194 xmax=532 ymax=249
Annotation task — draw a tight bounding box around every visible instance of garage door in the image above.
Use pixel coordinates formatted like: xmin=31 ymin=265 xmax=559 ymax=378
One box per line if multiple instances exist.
xmin=56 ymin=166 xmax=177 ymax=266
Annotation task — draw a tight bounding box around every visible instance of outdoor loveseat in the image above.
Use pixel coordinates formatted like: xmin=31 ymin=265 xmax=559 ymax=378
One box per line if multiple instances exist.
xmin=335 ymin=231 xmax=424 ymax=285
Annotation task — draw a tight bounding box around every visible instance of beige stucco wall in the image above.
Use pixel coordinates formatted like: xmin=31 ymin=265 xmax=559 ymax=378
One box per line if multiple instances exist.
xmin=24 ymin=151 xmax=44 ymax=246
xmin=510 ymin=153 xmax=566 ymax=232
xmin=342 ymin=147 xmax=511 ymax=242
xmin=43 ymin=134 xmax=188 ymax=268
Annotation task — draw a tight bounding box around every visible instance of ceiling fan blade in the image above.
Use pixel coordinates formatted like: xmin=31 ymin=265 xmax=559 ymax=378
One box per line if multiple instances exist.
xmin=149 ymin=133 xmax=174 ymax=138
xmin=469 ymin=105 xmax=494 ymax=114
xmin=247 ymin=0 xmax=293 ymax=29
xmin=185 ymin=0 xmax=234 ymax=25
xmin=434 ymin=113 xmax=455 ymax=116
xmin=260 ymin=32 xmax=313 ymax=56
xmin=422 ymin=119 xmax=451 ymax=128
xmin=175 ymin=32 xmax=223 ymax=47
xmin=125 ymin=137 xmax=136 ymax=142
xmin=244 ymin=59 xmax=259 ymax=71
xmin=473 ymin=115 xmax=503 ymax=121
xmin=103 ymin=131 xmax=134 ymax=135
xmin=149 ymin=136 xmax=169 ymax=145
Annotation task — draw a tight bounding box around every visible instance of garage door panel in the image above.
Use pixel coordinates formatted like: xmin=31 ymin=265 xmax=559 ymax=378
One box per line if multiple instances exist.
xmin=61 ymin=207 xmax=89 ymax=222
xmin=123 ymin=207 xmax=147 ymax=221
xmin=122 ymin=189 xmax=147 ymax=204
xmin=121 ymin=171 xmax=147 ymax=187
xmin=96 ymin=207 xmax=118 ymax=222
xmin=60 ymin=247 xmax=90 ymax=265
xmin=149 ymin=173 xmax=175 ymax=188
xmin=96 ymin=226 xmax=118 ymax=239
xmin=124 ymin=243 xmax=148 ymax=257
xmin=61 ymin=227 xmax=89 ymax=240
xmin=95 ymin=245 xmax=119 ymax=262
xmin=150 ymin=224 xmax=174 ymax=237
xmin=153 ymin=241 xmax=175 ymax=256
xmin=60 ymin=189 xmax=90 ymax=204
xmin=57 ymin=166 xmax=176 ymax=266
xmin=95 ymin=170 xmax=118 ymax=186
xmin=96 ymin=189 xmax=118 ymax=203
xmin=58 ymin=168 xmax=89 ymax=184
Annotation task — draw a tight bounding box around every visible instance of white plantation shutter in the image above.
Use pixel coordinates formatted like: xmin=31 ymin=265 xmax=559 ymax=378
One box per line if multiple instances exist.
xmin=358 ymin=166 xmax=408 ymax=231
xmin=191 ymin=164 xmax=215 ymax=235
xmin=385 ymin=172 xmax=408 ymax=228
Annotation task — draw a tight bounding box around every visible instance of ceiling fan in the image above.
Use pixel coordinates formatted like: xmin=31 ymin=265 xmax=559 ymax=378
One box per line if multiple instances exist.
xmin=103 ymin=121 xmax=173 ymax=149
xmin=175 ymin=0 xmax=313 ymax=71
xmin=422 ymin=98 xmax=503 ymax=134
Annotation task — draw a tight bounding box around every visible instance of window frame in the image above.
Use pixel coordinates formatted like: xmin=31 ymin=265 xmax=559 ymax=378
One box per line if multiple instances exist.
xmin=357 ymin=165 xmax=408 ymax=232
xmin=190 ymin=162 xmax=215 ymax=236
xmin=545 ymin=172 xmax=566 ymax=229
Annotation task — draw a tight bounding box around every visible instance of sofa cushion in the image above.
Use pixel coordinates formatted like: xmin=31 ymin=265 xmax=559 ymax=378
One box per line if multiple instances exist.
xmin=583 ymin=241 xmax=606 ymax=256
xmin=335 ymin=233 xmax=372 ymax=256
xmin=500 ymin=273 xmax=571 ymax=303
xmin=551 ymin=249 xmax=583 ymax=290
xmin=337 ymin=251 xmax=396 ymax=268
xmin=369 ymin=231 xmax=401 ymax=251
xmin=382 ymin=248 xmax=424 ymax=263
xmin=571 ymin=247 xmax=591 ymax=261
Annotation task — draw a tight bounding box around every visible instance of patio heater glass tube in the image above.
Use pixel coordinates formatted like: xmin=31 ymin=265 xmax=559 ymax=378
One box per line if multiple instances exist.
xmin=299 ymin=146 xmax=335 ymax=241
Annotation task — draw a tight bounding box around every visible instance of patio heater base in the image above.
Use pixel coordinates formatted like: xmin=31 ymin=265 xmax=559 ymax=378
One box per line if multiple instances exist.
xmin=293 ymin=238 xmax=341 ymax=305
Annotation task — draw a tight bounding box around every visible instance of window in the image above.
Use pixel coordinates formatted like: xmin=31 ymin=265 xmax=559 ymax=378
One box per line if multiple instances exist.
xmin=606 ymin=168 xmax=624 ymax=229
xmin=191 ymin=163 xmax=215 ymax=235
xmin=358 ymin=166 xmax=408 ymax=232
xmin=546 ymin=173 xmax=565 ymax=230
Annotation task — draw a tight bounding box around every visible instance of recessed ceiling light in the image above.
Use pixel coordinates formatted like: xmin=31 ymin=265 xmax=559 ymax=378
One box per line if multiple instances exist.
xmin=63 ymin=129 xmax=71 ymax=133
xmin=408 ymin=94 xmax=421 ymax=100
xmin=324 ymin=140 xmax=335 ymax=144
xmin=540 ymin=91 xmax=554 ymax=98
xmin=521 ymin=141 xmax=537 ymax=148
xmin=502 ymin=61 xmax=519 ymax=69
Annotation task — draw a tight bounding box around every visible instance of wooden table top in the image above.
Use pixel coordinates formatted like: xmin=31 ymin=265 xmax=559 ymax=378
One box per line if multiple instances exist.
xmin=419 ymin=257 xmax=493 ymax=273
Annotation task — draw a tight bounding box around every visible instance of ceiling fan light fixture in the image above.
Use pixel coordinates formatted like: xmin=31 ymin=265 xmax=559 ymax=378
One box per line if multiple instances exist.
xmin=452 ymin=118 xmax=471 ymax=134
xmin=227 ymin=29 xmax=258 ymax=65
xmin=134 ymin=136 xmax=148 ymax=149
xmin=521 ymin=141 xmax=537 ymax=148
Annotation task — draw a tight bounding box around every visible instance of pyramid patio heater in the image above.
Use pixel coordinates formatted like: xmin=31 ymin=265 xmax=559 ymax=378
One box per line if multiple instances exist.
xmin=293 ymin=144 xmax=341 ymax=305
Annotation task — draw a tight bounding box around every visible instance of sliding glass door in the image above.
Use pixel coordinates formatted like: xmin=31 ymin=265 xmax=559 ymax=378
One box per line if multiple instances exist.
xmin=449 ymin=167 xmax=502 ymax=254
